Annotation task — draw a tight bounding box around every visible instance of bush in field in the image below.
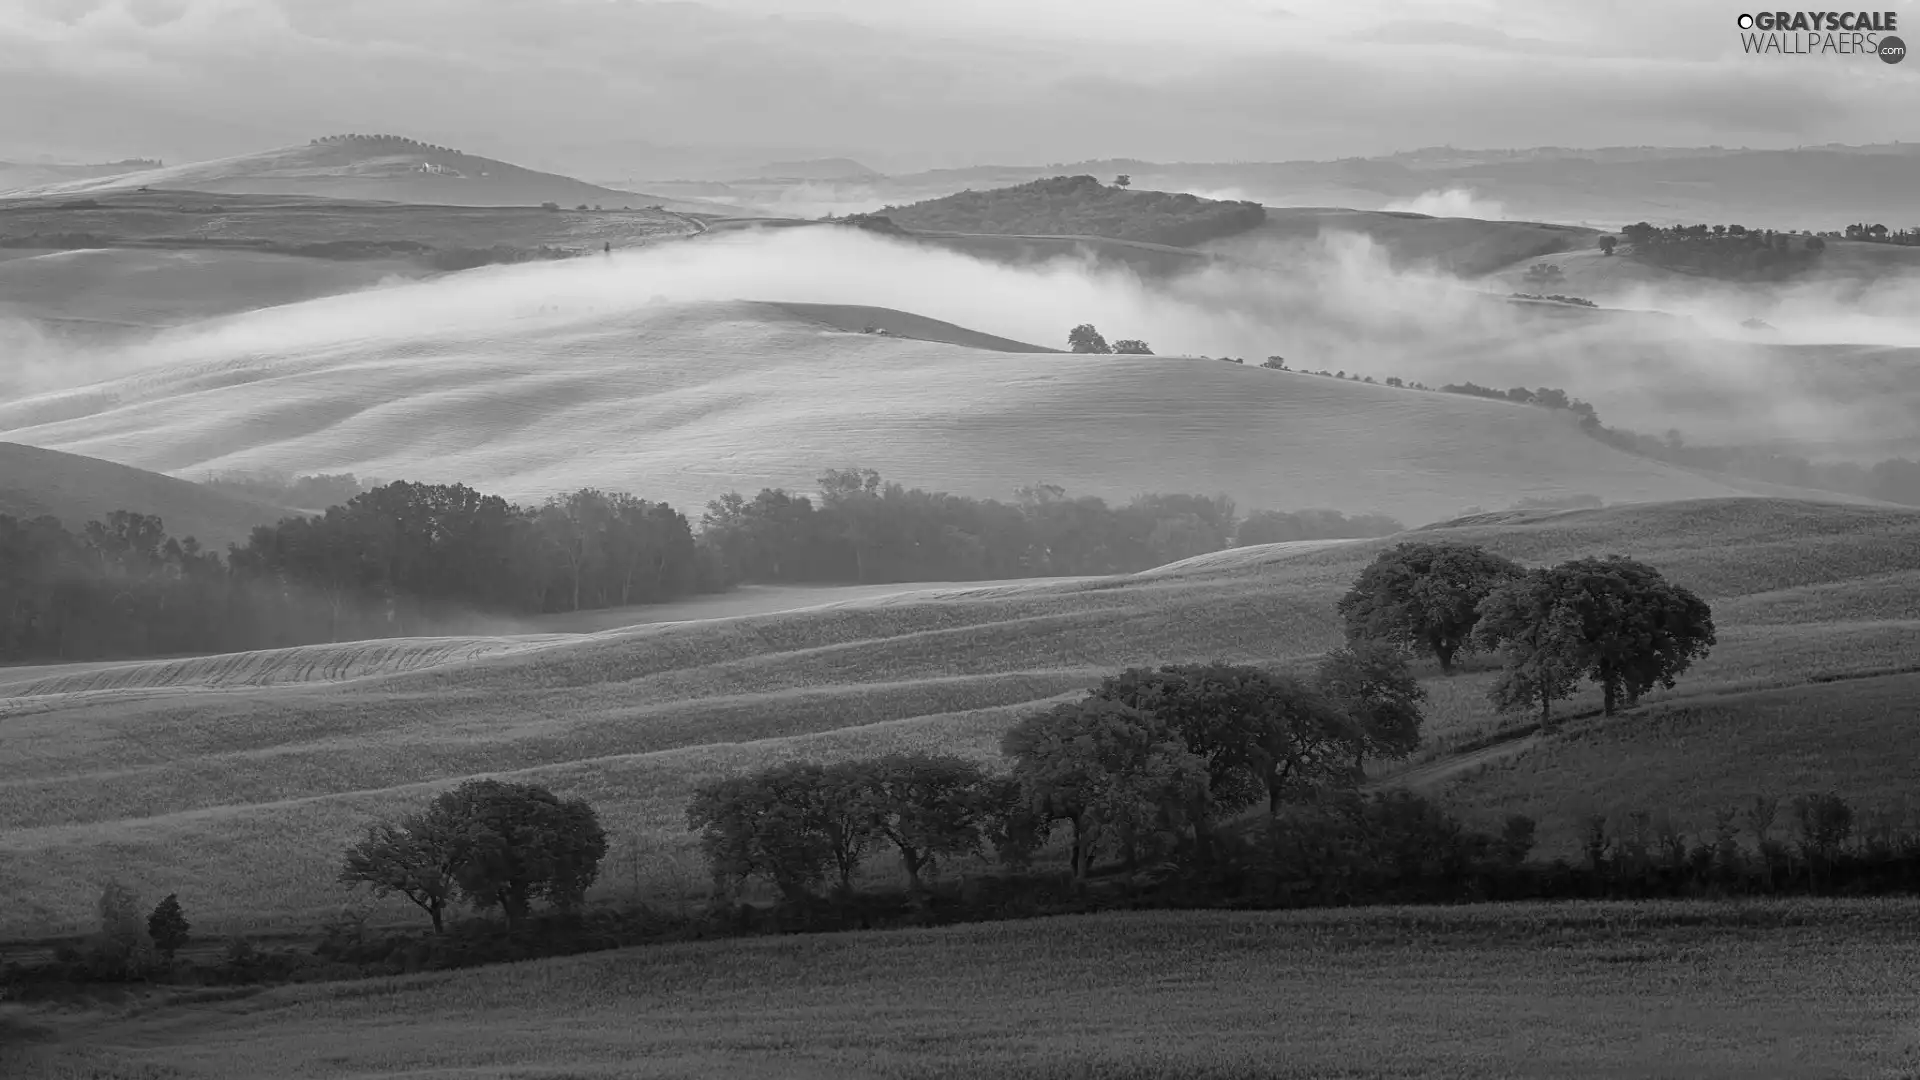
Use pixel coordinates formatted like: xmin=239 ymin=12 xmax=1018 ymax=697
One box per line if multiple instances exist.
xmin=1338 ymin=542 xmax=1526 ymax=674
xmin=1111 ymin=338 xmax=1153 ymax=354
xmin=342 ymin=780 xmax=606 ymax=930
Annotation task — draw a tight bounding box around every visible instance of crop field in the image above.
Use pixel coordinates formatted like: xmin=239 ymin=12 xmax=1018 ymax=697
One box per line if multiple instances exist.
xmin=1 ymin=498 xmax=1916 ymax=938
xmin=11 ymin=900 xmax=1920 ymax=1079
xmin=0 ymin=282 xmax=1848 ymax=527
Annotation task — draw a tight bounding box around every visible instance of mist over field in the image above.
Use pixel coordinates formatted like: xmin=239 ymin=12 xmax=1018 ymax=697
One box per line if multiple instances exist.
xmin=6 ymin=223 xmax=1917 ymax=461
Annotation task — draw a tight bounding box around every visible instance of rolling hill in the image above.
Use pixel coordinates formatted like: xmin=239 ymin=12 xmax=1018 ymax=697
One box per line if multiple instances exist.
xmin=1205 ymin=207 xmax=1601 ymax=276
xmin=0 ymin=246 xmax=423 ymax=345
xmin=0 ymin=286 xmax=1842 ymax=527
xmin=0 ymin=136 xmax=733 ymax=214
xmin=0 ymin=442 xmax=288 ymax=547
xmin=0 ymin=497 xmax=1915 ymax=941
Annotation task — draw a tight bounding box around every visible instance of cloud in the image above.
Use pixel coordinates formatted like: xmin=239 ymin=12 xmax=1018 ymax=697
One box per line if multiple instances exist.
xmin=0 ymin=0 xmax=1916 ymax=173
xmin=1384 ymin=188 xmax=1509 ymax=219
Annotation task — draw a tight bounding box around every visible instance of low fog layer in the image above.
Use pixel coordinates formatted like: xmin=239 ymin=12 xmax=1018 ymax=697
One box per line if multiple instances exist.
xmin=3 ymin=224 xmax=1917 ymax=460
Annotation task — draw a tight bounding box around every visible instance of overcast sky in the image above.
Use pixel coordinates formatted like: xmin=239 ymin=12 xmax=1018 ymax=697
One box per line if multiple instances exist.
xmin=4 ymin=0 xmax=1917 ymax=172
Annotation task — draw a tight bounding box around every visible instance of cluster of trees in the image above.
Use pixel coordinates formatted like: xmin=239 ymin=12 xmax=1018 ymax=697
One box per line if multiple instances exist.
xmin=880 ymin=175 xmax=1267 ymax=248
xmin=1616 ymin=222 xmax=1824 ymax=280
xmin=202 ymin=470 xmax=375 ymax=510
xmin=0 ymin=470 xmax=1409 ymax=662
xmin=311 ymin=134 xmax=459 ymax=154
xmin=1066 ymin=324 xmax=1152 ymax=354
xmin=1339 ymin=541 xmax=1716 ymax=723
xmin=51 ymin=883 xmax=193 ymax=981
xmin=340 ymin=779 xmax=608 ymax=932
xmin=0 ymin=484 xmax=713 ymax=660
xmin=689 ymin=649 xmax=1431 ymax=901
xmin=1832 ymin=223 xmax=1920 ymax=245
xmin=1510 ymin=292 xmax=1597 ymax=307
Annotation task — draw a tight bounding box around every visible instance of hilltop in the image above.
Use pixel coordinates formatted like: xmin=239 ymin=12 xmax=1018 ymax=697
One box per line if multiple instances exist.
xmin=1 ymin=496 xmax=1915 ymax=939
xmin=878 ymin=174 xmax=1266 ymax=248
xmin=0 ymin=135 xmax=732 ymax=213
xmin=0 ymin=291 xmax=1832 ymax=527
xmin=0 ymin=442 xmax=286 ymax=547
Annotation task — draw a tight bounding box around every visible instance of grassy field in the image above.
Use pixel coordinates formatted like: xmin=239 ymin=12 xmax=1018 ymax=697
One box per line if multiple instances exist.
xmin=0 ymin=282 xmax=1849 ymax=528
xmin=0 ymin=441 xmax=287 ymax=548
xmin=1441 ymin=671 xmax=1920 ymax=854
xmin=1 ymin=498 xmax=1915 ymax=939
xmin=10 ymin=900 xmax=1920 ymax=1079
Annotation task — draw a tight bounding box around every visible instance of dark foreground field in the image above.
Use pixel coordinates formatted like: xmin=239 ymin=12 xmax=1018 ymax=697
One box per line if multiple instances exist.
xmin=7 ymin=900 xmax=1917 ymax=1080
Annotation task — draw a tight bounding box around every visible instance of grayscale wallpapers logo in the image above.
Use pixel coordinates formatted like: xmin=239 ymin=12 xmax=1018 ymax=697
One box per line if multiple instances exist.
xmin=1736 ymin=11 xmax=1906 ymax=60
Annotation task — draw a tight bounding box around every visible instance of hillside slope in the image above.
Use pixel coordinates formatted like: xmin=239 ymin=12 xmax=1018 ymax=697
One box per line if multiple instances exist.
xmin=0 ymin=497 xmax=1915 ymax=937
xmin=0 ymin=285 xmax=1830 ymax=526
xmin=0 ymin=442 xmax=287 ymax=546
xmin=1208 ymin=207 xmax=1601 ymax=276
xmin=0 ymin=247 xmax=422 ymax=344
xmin=0 ymin=137 xmax=729 ymax=213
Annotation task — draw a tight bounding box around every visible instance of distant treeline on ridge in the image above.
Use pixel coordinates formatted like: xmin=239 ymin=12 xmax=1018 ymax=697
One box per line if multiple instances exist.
xmin=0 ymin=470 xmax=1403 ymax=663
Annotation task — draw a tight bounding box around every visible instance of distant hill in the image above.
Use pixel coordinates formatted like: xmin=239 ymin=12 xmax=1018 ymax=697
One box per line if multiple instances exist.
xmin=1208 ymin=207 xmax=1601 ymax=276
xmin=880 ymin=175 xmax=1267 ymax=248
xmin=736 ymin=158 xmax=882 ymax=182
xmin=0 ymin=135 xmax=733 ymax=214
xmin=0 ymin=442 xmax=286 ymax=547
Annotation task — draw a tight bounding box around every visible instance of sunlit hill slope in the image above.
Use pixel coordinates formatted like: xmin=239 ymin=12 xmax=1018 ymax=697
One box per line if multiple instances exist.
xmin=0 ymin=265 xmax=1847 ymax=527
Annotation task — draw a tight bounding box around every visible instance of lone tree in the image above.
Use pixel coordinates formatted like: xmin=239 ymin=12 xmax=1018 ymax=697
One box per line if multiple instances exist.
xmin=1111 ymin=339 xmax=1154 ymax=354
xmin=340 ymin=814 xmax=462 ymax=932
xmin=1337 ymin=542 xmax=1525 ymax=674
xmin=1523 ymin=263 xmax=1566 ymax=288
xmin=1067 ymin=323 xmax=1112 ymax=354
xmin=146 ymin=894 xmax=191 ymax=960
xmin=1598 ymin=235 xmax=1617 ymax=256
xmin=342 ymin=779 xmax=607 ymax=931
xmin=1114 ymin=174 xmax=1132 ymax=188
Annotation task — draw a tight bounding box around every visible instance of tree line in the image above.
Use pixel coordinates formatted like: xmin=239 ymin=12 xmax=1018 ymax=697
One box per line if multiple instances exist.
xmin=0 ymin=471 xmax=1406 ymax=663
xmin=1615 ymin=222 xmax=1824 ymax=281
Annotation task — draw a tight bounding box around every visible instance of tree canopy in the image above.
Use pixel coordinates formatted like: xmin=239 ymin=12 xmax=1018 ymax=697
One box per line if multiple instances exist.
xmin=1337 ymin=542 xmax=1526 ymax=673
